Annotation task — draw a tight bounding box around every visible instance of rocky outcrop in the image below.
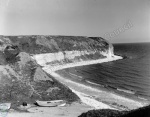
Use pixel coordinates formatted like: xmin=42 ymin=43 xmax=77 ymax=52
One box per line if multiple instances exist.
xmin=0 ymin=35 xmax=114 ymax=109
xmin=0 ymin=35 xmax=114 ymax=56
xmin=0 ymin=35 xmax=115 ymax=68
xmin=4 ymin=45 xmax=20 ymax=62
xmin=0 ymin=51 xmax=78 ymax=109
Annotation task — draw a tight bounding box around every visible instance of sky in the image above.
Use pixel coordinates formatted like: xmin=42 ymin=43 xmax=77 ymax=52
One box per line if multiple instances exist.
xmin=0 ymin=0 xmax=149 ymax=43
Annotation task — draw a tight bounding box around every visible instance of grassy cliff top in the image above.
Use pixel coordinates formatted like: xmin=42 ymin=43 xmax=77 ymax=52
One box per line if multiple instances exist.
xmin=0 ymin=35 xmax=110 ymax=54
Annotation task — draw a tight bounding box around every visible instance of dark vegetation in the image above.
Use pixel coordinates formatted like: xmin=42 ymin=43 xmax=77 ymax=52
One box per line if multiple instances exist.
xmin=120 ymin=105 xmax=150 ymax=117
xmin=2 ymin=35 xmax=110 ymax=54
xmin=0 ymin=35 xmax=110 ymax=110
xmin=1 ymin=36 xmax=98 ymax=110
xmin=1 ymin=35 xmax=110 ymax=70
xmin=78 ymin=105 xmax=150 ymax=117
xmin=4 ymin=45 xmax=20 ymax=63
xmin=0 ymin=35 xmax=111 ymax=110
xmin=0 ymin=35 xmax=149 ymax=116
xmin=0 ymin=50 xmax=79 ymax=109
xmin=78 ymin=109 xmax=127 ymax=117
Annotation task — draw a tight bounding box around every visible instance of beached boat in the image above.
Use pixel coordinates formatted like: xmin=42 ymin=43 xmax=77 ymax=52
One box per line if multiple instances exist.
xmin=36 ymin=100 xmax=66 ymax=107
xmin=0 ymin=103 xmax=11 ymax=110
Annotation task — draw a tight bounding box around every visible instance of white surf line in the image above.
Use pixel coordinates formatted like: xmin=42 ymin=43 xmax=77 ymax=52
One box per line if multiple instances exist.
xmin=50 ymin=72 xmax=103 ymax=93
xmin=117 ymin=88 xmax=135 ymax=94
xmin=71 ymin=89 xmax=116 ymax=110
xmin=40 ymin=55 xmax=123 ymax=73
xmin=137 ymin=96 xmax=148 ymax=101
xmin=85 ymin=80 xmax=102 ymax=86
xmin=44 ymin=70 xmax=146 ymax=110
xmin=33 ymin=54 xmax=147 ymax=109
xmin=34 ymin=54 xmax=148 ymax=109
xmin=69 ymin=73 xmax=83 ymax=79
xmin=32 ymin=54 xmax=122 ymax=94
xmin=49 ymin=72 xmax=116 ymax=110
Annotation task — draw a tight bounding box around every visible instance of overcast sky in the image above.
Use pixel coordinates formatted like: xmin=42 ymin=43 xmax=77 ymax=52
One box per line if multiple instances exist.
xmin=0 ymin=0 xmax=149 ymax=43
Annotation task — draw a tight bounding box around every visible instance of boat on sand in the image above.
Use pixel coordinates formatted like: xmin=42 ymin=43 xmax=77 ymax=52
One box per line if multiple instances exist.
xmin=35 ymin=100 xmax=66 ymax=107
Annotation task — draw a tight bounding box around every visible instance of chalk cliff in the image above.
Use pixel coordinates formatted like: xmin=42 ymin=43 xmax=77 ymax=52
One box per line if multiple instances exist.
xmin=1 ymin=36 xmax=114 ymax=65
xmin=0 ymin=35 xmax=115 ymax=109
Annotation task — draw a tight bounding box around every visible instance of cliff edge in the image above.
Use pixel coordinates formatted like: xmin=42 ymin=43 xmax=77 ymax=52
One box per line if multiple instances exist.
xmin=0 ymin=35 xmax=115 ymax=110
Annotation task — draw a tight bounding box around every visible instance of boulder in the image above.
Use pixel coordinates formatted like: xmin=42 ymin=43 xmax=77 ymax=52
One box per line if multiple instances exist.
xmin=4 ymin=45 xmax=20 ymax=62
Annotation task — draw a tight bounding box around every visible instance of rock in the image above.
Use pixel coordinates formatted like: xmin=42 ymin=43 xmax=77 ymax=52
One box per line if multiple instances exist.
xmin=4 ymin=45 xmax=20 ymax=62
xmin=33 ymin=67 xmax=53 ymax=82
xmin=17 ymin=52 xmax=32 ymax=68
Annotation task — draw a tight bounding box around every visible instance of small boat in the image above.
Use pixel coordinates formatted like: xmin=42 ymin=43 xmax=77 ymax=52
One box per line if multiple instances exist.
xmin=35 ymin=100 xmax=66 ymax=107
xmin=0 ymin=103 xmax=11 ymax=110
xmin=47 ymin=100 xmax=64 ymax=103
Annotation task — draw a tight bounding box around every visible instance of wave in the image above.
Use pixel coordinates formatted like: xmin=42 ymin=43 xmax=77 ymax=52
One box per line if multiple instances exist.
xmin=49 ymin=72 xmax=146 ymax=110
xmin=85 ymin=80 xmax=104 ymax=87
xmin=124 ymin=71 xmax=143 ymax=77
xmin=137 ymin=96 xmax=148 ymax=101
xmin=69 ymin=73 xmax=82 ymax=79
xmin=71 ymin=89 xmax=115 ymax=110
xmin=117 ymin=88 xmax=135 ymax=94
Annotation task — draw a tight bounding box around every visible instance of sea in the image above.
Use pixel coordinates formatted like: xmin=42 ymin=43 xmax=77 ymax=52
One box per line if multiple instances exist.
xmin=66 ymin=43 xmax=150 ymax=101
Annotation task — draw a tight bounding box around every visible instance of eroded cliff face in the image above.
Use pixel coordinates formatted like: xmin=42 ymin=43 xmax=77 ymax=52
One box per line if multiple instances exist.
xmin=0 ymin=35 xmax=114 ymax=109
xmin=0 ymin=36 xmax=114 ymax=66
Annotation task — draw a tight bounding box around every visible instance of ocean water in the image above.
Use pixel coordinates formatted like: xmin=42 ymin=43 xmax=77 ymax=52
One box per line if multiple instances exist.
xmin=67 ymin=43 xmax=150 ymax=101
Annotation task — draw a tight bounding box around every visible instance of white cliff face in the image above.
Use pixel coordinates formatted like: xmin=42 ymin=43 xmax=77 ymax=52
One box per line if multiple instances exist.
xmin=108 ymin=46 xmax=114 ymax=57
xmin=32 ymin=47 xmax=122 ymax=72
xmin=100 ymin=44 xmax=114 ymax=58
xmin=64 ymin=50 xmax=96 ymax=59
xmin=33 ymin=50 xmax=100 ymax=66
xmin=109 ymin=44 xmax=114 ymax=56
xmin=0 ymin=37 xmax=11 ymax=51
xmin=33 ymin=53 xmax=122 ymax=73
xmin=32 ymin=38 xmax=123 ymax=73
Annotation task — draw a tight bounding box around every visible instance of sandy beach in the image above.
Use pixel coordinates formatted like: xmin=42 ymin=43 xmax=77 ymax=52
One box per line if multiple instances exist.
xmin=32 ymin=54 xmax=148 ymax=110
xmin=40 ymin=54 xmax=148 ymax=110
xmin=48 ymin=71 xmax=147 ymax=110
xmin=34 ymin=54 xmax=123 ymax=73
xmin=4 ymin=102 xmax=92 ymax=117
xmin=4 ymin=54 xmax=148 ymax=117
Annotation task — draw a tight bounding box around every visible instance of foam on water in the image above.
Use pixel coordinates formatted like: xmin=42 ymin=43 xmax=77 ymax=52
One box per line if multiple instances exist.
xmin=85 ymin=80 xmax=104 ymax=87
xmin=117 ymin=88 xmax=135 ymax=94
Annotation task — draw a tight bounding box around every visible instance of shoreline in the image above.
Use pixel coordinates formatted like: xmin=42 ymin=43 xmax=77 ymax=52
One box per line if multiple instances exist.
xmin=50 ymin=72 xmax=117 ymax=110
xmin=35 ymin=54 xmax=123 ymax=73
xmin=5 ymin=102 xmax=93 ymax=117
xmin=48 ymin=71 xmax=147 ymax=110
xmin=4 ymin=54 xmax=148 ymax=117
xmin=32 ymin=54 xmax=148 ymax=110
